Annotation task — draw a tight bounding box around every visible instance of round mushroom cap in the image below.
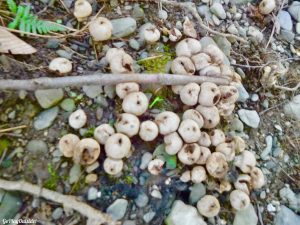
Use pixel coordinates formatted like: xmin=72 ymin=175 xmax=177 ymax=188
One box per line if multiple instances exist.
xmin=88 ymin=17 xmax=113 ymax=41
xmin=180 ymin=170 xmax=191 ymax=182
xmin=164 ymin=132 xmax=183 ymax=155
xmin=191 ymin=166 xmax=207 ymax=183
xmin=169 ymin=27 xmax=182 ymax=42
xmin=198 ymin=82 xmax=221 ymax=106
xmin=175 ymin=38 xmax=202 ymax=57
xmin=139 ymin=120 xmax=159 ymax=141
xmin=122 ymin=92 xmax=149 ymax=116
xmin=183 ymin=17 xmax=197 ymax=38
xmin=198 ymin=132 xmax=211 ymax=147
xmin=73 ymin=138 xmax=101 ymax=165
xmin=103 ymin=157 xmax=124 ymax=175
xmin=74 ymin=0 xmax=92 ymax=21
xmin=229 ymin=190 xmax=250 ymax=211
xmin=206 ymin=152 xmax=228 ymax=179
xmin=182 ymin=109 xmax=204 ymax=129
xmin=108 ymin=50 xmax=134 ymax=74
xmin=199 ymin=65 xmax=221 ymax=77
xmin=210 ymin=129 xmax=226 ymax=147
xmin=116 ymin=82 xmax=139 ymax=99
xmin=215 ymin=141 xmax=235 ymax=161
xmin=155 ymin=111 xmax=180 ymax=135
xmin=220 ymin=64 xmax=233 ymax=77
xmin=259 ymin=0 xmax=276 ymax=15
xmin=105 ymin=133 xmax=131 ymax=159
xmin=180 ymin=82 xmax=200 ymax=106
xmin=171 ymin=57 xmax=195 ymax=75
xmin=219 ymin=85 xmax=239 ymax=105
xmin=250 ymin=167 xmax=265 ymax=189
xmin=49 ymin=57 xmax=72 ymax=75
xmin=197 ymin=195 xmax=220 ymax=218
xmin=94 ymin=124 xmax=115 ymax=145
xmin=234 ymin=150 xmax=256 ymax=173
xmin=148 ymin=158 xmax=165 ymax=175
xmin=178 ymin=119 xmax=201 ymax=143
xmin=115 ymin=113 xmax=140 ymax=137
xmin=171 ymin=85 xmax=184 ymax=95
xmin=217 ymin=101 xmax=235 ymax=117
xmin=59 ymin=133 xmax=80 ymax=157
xmin=196 ymin=105 xmax=220 ymax=129
xmin=203 ymin=44 xmax=224 ymax=64
xmin=69 ymin=109 xmax=87 ymax=129
xmin=178 ymin=143 xmax=201 ymax=165
xmin=234 ymin=174 xmax=251 ymax=195
xmin=196 ymin=146 xmax=211 ymax=165
xmin=191 ymin=53 xmax=212 ymax=71
xmin=142 ymin=24 xmax=161 ymax=43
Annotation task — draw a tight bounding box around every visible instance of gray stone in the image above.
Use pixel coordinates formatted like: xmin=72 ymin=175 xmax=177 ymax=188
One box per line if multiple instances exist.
xmin=60 ymin=98 xmax=75 ymax=112
xmin=132 ymin=5 xmax=145 ymax=20
xmin=135 ymin=191 xmax=149 ymax=208
xmin=275 ymin=205 xmax=300 ymax=225
xmin=112 ymin=42 xmax=126 ymax=48
xmin=230 ymin=118 xmax=244 ymax=132
xmin=279 ymin=187 xmax=300 ymax=212
xmin=210 ymin=3 xmax=226 ymax=19
xmin=123 ymin=220 xmax=136 ymax=225
xmin=213 ymin=35 xmax=231 ymax=57
xmin=251 ymin=94 xmax=259 ymax=102
xmin=52 ymin=207 xmax=63 ymax=220
xmin=296 ymin=23 xmax=300 ymax=34
xmin=46 ymin=39 xmax=60 ymax=49
xmin=35 ymin=89 xmax=64 ymax=109
xmin=165 ymin=200 xmax=207 ymax=225
xmin=143 ymin=211 xmax=156 ymax=223
xmin=278 ymin=11 xmax=293 ymax=31
xmin=261 ymin=135 xmax=273 ymax=160
xmin=111 ymin=17 xmax=137 ymax=38
xmin=34 ymin=107 xmax=59 ymax=130
xmin=248 ymin=26 xmax=264 ymax=45
xmin=26 ymin=140 xmax=48 ymax=154
xmin=140 ymin=152 xmax=153 ymax=170
xmin=234 ymin=0 xmax=254 ymax=4
xmin=236 ymin=84 xmax=250 ymax=102
xmin=0 ymin=192 xmax=22 ymax=221
xmin=158 ymin=10 xmax=168 ymax=20
xmin=238 ymin=109 xmax=260 ymax=128
xmin=233 ymin=204 xmax=258 ymax=225
xmin=69 ymin=163 xmax=81 ymax=184
xmin=106 ymin=199 xmax=128 ymax=220
xmin=104 ymin=85 xmax=116 ymax=99
xmin=189 ymin=183 xmax=206 ymax=204
xmin=95 ymin=95 xmax=109 ymax=107
xmin=228 ymin=24 xmax=239 ymax=35
xmin=87 ymin=187 xmax=100 ymax=201
xmin=280 ymin=29 xmax=295 ymax=43
xmin=212 ymin=14 xmax=221 ymax=26
xmin=284 ymin=95 xmax=300 ymax=121
xmin=129 ymin=39 xmax=140 ymax=50
xmin=198 ymin=5 xmax=210 ymax=17
xmin=82 ymin=85 xmax=102 ymax=98
xmin=288 ymin=1 xmax=300 ymax=22
xmin=56 ymin=49 xmax=73 ymax=59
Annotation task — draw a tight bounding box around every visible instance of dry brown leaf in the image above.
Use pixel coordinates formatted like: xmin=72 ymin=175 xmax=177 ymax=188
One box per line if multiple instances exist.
xmin=0 ymin=27 xmax=36 ymax=54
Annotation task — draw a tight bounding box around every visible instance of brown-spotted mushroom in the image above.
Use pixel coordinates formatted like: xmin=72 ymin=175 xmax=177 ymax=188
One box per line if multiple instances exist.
xmin=206 ymin=152 xmax=228 ymax=179
xmin=169 ymin=28 xmax=182 ymax=42
xmin=197 ymin=195 xmax=220 ymax=218
xmin=199 ymin=65 xmax=221 ymax=77
xmin=140 ymin=23 xmax=161 ymax=43
xmin=215 ymin=142 xmax=235 ymax=161
xmin=73 ymin=138 xmax=101 ymax=165
xmin=180 ymin=83 xmax=200 ymax=106
xmin=89 ymin=17 xmax=113 ymax=41
xmin=182 ymin=109 xmax=204 ymax=128
xmin=69 ymin=109 xmax=87 ymax=129
xmin=171 ymin=57 xmax=195 ymax=75
xmin=202 ymin=44 xmax=224 ymax=64
xmin=122 ymin=92 xmax=149 ymax=116
xmin=155 ymin=111 xmax=180 ymax=135
xmin=196 ymin=146 xmax=211 ymax=165
xmin=103 ymin=157 xmax=124 ymax=175
xmin=234 ymin=150 xmax=256 ymax=173
xmin=250 ymin=167 xmax=265 ymax=189
xmin=94 ymin=124 xmax=115 ymax=145
xmin=139 ymin=120 xmax=159 ymax=141
xmin=49 ymin=57 xmax=72 ymax=75
xmin=234 ymin=174 xmax=251 ymax=195
xmin=59 ymin=133 xmax=80 ymax=157
xmin=217 ymin=101 xmax=235 ymax=117
xmin=116 ymin=82 xmax=139 ymax=99
xmin=115 ymin=113 xmax=140 ymax=137
xmin=196 ymin=105 xmax=220 ymax=129
xmin=191 ymin=166 xmax=207 ymax=183
xmin=198 ymin=132 xmax=211 ymax=147
xmin=219 ymin=85 xmax=239 ymax=104
xmin=106 ymin=48 xmax=134 ymax=74
xmin=178 ymin=143 xmax=201 ymax=165
xmin=175 ymin=38 xmax=201 ymax=57
xmin=210 ymin=129 xmax=225 ymax=147
xmin=198 ymin=82 xmax=221 ymax=106
xmin=178 ymin=119 xmax=201 ymax=143
xmin=229 ymin=190 xmax=250 ymax=211
xmin=191 ymin=53 xmax=212 ymax=71
xmin=164 ymin=132 xmax=183 ymax=155
xmin=105 ymin=133 xmax=131 ymax=159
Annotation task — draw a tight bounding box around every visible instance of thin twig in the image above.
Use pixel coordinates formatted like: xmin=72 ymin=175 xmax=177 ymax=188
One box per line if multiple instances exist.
xmin=0 ymin=125 xmax=27 ymax=133
xmin=274 ymin=82 xmax=300 ymax=91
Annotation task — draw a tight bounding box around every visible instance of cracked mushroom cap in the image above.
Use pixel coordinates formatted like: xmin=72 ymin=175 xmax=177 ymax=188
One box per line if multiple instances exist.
xmin=164 ymin=132 xmax=183 ymax=155
xmin=139 ymin=120 xmax=159 ymax=141
xmin=182 ymin=109 xmax=204 ymax=129
xmin=106 ymin=48 xmax=134 ymax=74
xmin=59 ymin=133 xmax=80 ymax=157
xmin=229 ymin=190 xmax=250 ymax=211
xmin=259 ymin=0 xmax=276 ymax=15
xmin=69 ymin=109 xmax=87 ymax=129
xmin=234 ymin=150 xmax=256 ymax=173
xmin=210 ymin=129 xmax=225 ymax=147
xmin=89 ymin=17 xmax=113 ymax=41
xmin=203 ymin=44 xmax=224 ymax=65
xmin=199 ymin=65 xmax=221 ymax=77
xmin=103 ymin=157 xmax=124 ymax=175
xmin=196 ymin=105 xmax=220 ymax=129
xmin=198 ymin=82 xmax=221 ymax=106
xmin=148 ymin=158 xmax=165 ymax=175
xmin=197 ymin=195 xmax=220 ymax=218
xmin=175 ymin=38 xmax=201 ymax=57
xmin=178 ymin=143 xmax=201 ymax=165
xmin=215 ymin=141 xmax=235 ymax=161
xmin=94 ymin=124 xmax=115 ymax=145
xmin=116 ymin=82 xmax=139 ymax=99
xmin=171 ymin=56 xmax=196 ymax=75
xmin=191 ymin=166 xmax=207 ymax=183
xmin=206 ymin=152 xmax=228 ymax=179
xmin=169 ymin=27 xmax=182 ymax=42
xmin=234 ymin=174 xmax=251 ymax=195
xmin=178 ymin=119 xmax=201 ymax=143
xmin=219 ymin=85 xmax=239 ymax=105
xmin=196 ymin=146 xmax=211 ymax=165
xmin=49 ymin=57 xmax=72 ymax=75
xmin=122 ymin=92 xmax=149 ymax=116
xmin=141 ymin=23 xmax=161 ymax=43
xmin=217 ymin=101 xmax=235 ymax=117
xmin=155 ymin=111 xmax=180 ymax=135
xmin=74 ymin=0 xmax=92 ymax=21
xmin=191 ymin=53 xmax=211 ymax=71
xmin=73 ymin=138 xmax=101 ymax=165
xmin=198 ymin=132 xmax=211 ymax=147
xmin=105 ymin=133 xmax=131 ymax=159
xmin=180 ymin=82 xmax=200 ymax=106
xmin=250 ymin=167 xmax=265 ymax=189
xmin=115 ymin=113 xmax=140 ymax=137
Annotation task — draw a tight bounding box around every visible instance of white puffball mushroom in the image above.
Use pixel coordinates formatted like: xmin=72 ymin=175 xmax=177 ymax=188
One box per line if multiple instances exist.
xmin=217 ymin=101 xmax=235 ymax=117
xmin=155 ymin=111 xmax=180 ymax=135
xmin=259 ymin=0 xmax=276 ymax=15
xmin=199 ymin=65 xmax=221 ymax=77
xmin=215 ymin=142 xmax=235 ymax=161
xmin=49 ymin=57 xmax=72 ymax=75
xmin=183 ymin=17 xmax=197 ymax=38
xmin=250 ymin=167 xmax=265 ymax=189
xmin=105 ymin=133 xmax=131 ymax=159
xmin=73 ymin=138 xmax=101 ymax=165
xmin=106 ymin=48 xmax=134 ymax=74
xmin=139 ymin=120 xmax=159 ymax=141
xmin=59 ymin=133 xmax=80 ymax=157
xmin=234 ymin=150 xmax=256 ymax=173
xmin=148 ymin=158 xmax=165 ymax=175
xmin=122 ymin=92 xmax=149 ymax=116
xmin=140 ymin=23 xmax=161 ymax=43
xmin=69 ymin=109 xmax=87 ymax=129
xmin=171 ymin=85 xmax=184 ymax=95
xmin=94 ymin=124 xmax=115 ymax=145
xmin=176 ymin=38 xmax=201 ymax=57
xmin=180 ymin=82 xmax=200 ymax=106
xmin=116 ymin=82 xmax=139 ymax=99
xmin=206 ymin=152 xmax=228 ymax=179
xmin=232 ymin=136 xmax=246 ymax=153
xmin=178 ymin=143 xmax=201 ymax=165
xmin=169 ymin=27 xmax=182 ymax=42
xmin=217 ymin=180 xmax=232 ymax=193
xmin=178 ymin=119 xmax=201 ymax=143
xmin=180 ymin=170 xmax=191 ymax=182
xmin=210 ymin=129 xmax=225 ymax=147
xmin=164 ymin=132 xmax=183 ymax=155
xmin=89 ymin=17 xmax=113 ymax=41
xmin=103 ymin=157 xmax=124 ymax=175
xmin=182 ymin=109 xmax=204 ymax=129
xmin=219 ymin=85 xmax=239 ymax=104
xmin=203 ymin=44 xmax=224 ymax=64
xmin=198 ymin=132 xmax=211 ymax=147
xmin=171 ymin=56 xmax=195 ymax=75
xmin=197 ymin=195 xmax=220 ymax=218
xmin=196 ymin=146 xmax=211 ymax=165
xmin=196 ymin=105 xmax=220 ymax=129
xmin=229 ymin=190 xmax=250 ymax=211
xmin=234 ymin=174 xmax=251 ymax=195
xmin=198 ymin=82 xmax=221 ymax=106
xmin=191 ymin=166 xmax=207 ymax=183
xmin=191 ymin=53 xmax=212 ymax=71
xmin=74 ymin=0 xmax=92 ymax=22
xmin=115 ymin=113 xmax=140 ymax=137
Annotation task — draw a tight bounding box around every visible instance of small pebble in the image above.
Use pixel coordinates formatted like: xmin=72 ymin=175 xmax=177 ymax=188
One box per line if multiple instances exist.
xmin=85 ymin=174 xmax=98 ymax=183
xmin=52 ymin=207 xmax=63 ymax=220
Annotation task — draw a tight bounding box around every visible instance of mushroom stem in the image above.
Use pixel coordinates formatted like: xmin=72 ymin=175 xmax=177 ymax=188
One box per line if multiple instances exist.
xmin=0 ymin=73 xmax=230 ymax=90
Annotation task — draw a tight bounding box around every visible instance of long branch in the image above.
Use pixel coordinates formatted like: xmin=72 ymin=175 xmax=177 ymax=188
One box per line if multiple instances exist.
xmin=0 ymin=179 xmax=118 ymax=225
xmin=0 ymin=73 xmax=230 ymax=90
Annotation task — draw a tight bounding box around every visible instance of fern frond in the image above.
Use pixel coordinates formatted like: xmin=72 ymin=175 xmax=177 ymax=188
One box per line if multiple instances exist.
xmin=7 ymin=0 xmax=17 ymax=14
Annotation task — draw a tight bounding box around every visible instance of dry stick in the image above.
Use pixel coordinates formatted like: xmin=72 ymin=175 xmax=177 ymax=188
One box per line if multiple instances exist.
xmin=274 ymin=82 xmax=300 ymax=91
xmin=0 ymin=179 xmax=119 ymax=225
xmin=161 ymin=0 xmax=247 ymax=43
xmin=0 ymin=73 xmax=230 ymax=91
xmin=0 ymin=125 xmax=27 ymax=133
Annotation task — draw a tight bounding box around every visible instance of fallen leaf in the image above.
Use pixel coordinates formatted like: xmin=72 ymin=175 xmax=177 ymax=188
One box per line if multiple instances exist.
xmin=0 ymin=27 xmax=36 ymax=54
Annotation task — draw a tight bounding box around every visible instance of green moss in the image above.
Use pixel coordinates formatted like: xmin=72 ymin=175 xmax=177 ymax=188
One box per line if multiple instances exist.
xmin=44 ymin=163 xmax=59 ymax=190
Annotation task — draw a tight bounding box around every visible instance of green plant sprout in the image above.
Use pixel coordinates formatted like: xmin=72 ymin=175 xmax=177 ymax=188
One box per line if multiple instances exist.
xmin=149 ymin=96 xmax=165 ymax=109
xmin=44 ymin=163 xmax=60 ymax=190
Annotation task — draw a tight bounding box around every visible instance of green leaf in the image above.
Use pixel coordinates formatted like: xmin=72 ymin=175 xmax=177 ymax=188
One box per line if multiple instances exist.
xmin=22 ymin=5 xmax=31 ymax=19
xmin=7 ymin=0 xmax=17 ymax=14
xmin=0 ymin=138 xmax=10 ymax=156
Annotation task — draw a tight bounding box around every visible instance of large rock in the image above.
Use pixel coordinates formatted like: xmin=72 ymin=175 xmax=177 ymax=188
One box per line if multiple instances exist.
xmin=274 ymin=205 xmax=300 ymax=225
xmin=165 ymin=200 xmax=206 ymax=225
xmin=278 ymin=11 xmax=293 ymax=31
xmin=288 ymin=1 xmax=300 ymax=22
xmin=238 ymin=109 xmax=260 ymax=128
xmin=111 ymin=17 xmax=137 ymax=38
xmin=284 ymin=95 xmax=300 ymax=121
xmin=233 ymin=204 xmax=258 ymax=225
xmin=0 ymin=191 xmax=22 ymax=220
xmin=33 ymin=107 xmax=59 ymax=130
xmin=35 ymin=89 xmax=64 ymax=109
